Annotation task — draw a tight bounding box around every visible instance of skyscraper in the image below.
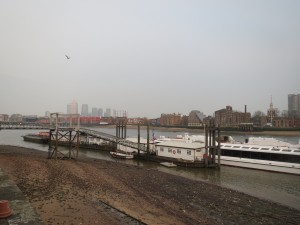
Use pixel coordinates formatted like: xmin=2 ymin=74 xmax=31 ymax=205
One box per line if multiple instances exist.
xmin=98 ymin=108 xmax=103 ymax=117
xmin=81 ymin=104 xmax=88 ymax=116
xmin=288 ymin=94 xmax=300 ymax=118
xmin=92 ymin=107 xmax=98 ymax=117
xmin=105 ymin=108 xmax=111 ymax=117
xmin=67 ymin=100 xmax=78 ymax=114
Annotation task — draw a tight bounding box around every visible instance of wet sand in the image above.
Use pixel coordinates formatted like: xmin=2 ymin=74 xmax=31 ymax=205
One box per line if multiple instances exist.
xmin=0 ymin=145 xmax=299 ymax=225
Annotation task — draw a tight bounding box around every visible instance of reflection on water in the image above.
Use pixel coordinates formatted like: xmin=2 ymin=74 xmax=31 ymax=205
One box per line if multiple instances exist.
xmin=0 ymin=129 xmax=299 ymax=210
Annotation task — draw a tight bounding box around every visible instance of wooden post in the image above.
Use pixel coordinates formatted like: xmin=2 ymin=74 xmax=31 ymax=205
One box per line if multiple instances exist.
xmin=205 ymin=124 xmax=208 ymax=167
xmin=55 ymin=114 xmax=58 ymax=160
xmin=147 ymin=122 xmax=150 ymax=159
xmin=138 ymin=123 xmax=140 ymax=158
xmin=124 ymin=121 xmax=127 ymax=138
xmin=212 ymin=120 xmax=216 ymax=165
xmin=116 ymin=123 xmax=118 ymax=138
xmin=218 ymin=124 xmax=221 ymax=167
xmin=76 ymin=129 xmax=79 ymax=159
xmin=121 ymin=120 xmax=124 ymax=138
xmin=69 ymin=131 xmax=72 ymax=159
xmin=48 ymin=129 xmax=52 ymax=158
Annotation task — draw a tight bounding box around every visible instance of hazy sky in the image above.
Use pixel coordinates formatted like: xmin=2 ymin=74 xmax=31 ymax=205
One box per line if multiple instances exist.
xmin=1 ymin=0 xmax=299 ymax=118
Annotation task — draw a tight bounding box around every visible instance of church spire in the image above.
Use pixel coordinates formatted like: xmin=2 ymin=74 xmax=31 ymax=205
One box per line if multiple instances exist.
xmin=270 ymin=95 xmax=273 ymax=109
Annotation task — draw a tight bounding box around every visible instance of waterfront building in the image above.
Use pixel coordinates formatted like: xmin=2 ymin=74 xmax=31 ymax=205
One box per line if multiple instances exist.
xmin=9 ymin=114 xmax=23 ymax=123
xmin=288 ymin=94 xmax=300 ymax=118
xmin=188 ymin=110 xmax=206 ymax=127
xmin=23 ymin=115 xmax=38 ymax=123
xmin=81 ymin=104 xmax=88 ymax=116
xmin=67 ymin=100 xmax=78 ymax=114
xmin=127 ymin=117 xmax=148 ymax=125
xmin=160 ymin=113 xmax=184 ymax=126
xmin=214 ymin=105 xmax=251 ymax=127
xmin=251 ymin=115 xmax=268 ymax=128
xmin=37 ymin=116 xmax=50 ymax=124
xmin=273 ymin=117 xmax=293 ymax=128
xmin=0 ymin=114 xmax=9 ymax=122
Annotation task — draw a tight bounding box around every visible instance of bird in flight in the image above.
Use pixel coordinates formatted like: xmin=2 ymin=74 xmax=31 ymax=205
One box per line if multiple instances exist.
xmin=65 ymin=55 xmax=70 ymax=59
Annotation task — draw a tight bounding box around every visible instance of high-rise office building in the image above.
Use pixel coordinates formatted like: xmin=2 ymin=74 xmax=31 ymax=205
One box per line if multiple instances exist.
xmin=67 ymin=100 xmax=78 ymax=114
xmin=104 ymin=108 xmax=111 ymax=117
xmin=81 ymin=104 xmax=89 ymax=116
xmin=98 ymin=108 xmax=103 ymax=117
xmin=288 ymin=94 xmax=300 ymax=118
xmin=45 ymin=111 xmax=50 ymax=117
xmin=92 ymin=107 xmax=98 ymax=117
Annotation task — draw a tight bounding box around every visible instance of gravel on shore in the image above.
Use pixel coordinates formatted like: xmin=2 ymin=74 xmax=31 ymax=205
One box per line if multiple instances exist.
xmin=0 ymin=145 xmax=299 ymax=225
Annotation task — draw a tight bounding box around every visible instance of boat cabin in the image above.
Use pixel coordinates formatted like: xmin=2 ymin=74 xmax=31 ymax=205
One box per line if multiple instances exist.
xmin=154 ymin=141 xmax=205 ymax=162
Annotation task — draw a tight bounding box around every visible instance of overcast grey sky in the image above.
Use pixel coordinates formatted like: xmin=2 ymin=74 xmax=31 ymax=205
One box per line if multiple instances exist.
xmin=1 ymin=0 xmax=299 ymax=118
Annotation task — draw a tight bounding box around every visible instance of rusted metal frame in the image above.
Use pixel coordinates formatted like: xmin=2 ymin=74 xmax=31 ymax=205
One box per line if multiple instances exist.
xmin=69 ymin=130 xmax=79 ymax=159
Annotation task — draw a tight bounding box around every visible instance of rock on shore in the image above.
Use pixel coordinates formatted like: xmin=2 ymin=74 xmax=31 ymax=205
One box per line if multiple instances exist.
xmin=0 ymin=145 xmax=299 ymax=225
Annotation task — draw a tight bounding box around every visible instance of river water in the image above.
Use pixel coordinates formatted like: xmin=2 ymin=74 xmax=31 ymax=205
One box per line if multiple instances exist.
xmin=0 ymin=127 xmax=299 ymax=211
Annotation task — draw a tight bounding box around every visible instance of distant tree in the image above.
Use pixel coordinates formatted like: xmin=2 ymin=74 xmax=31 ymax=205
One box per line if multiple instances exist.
xmin=252 ymin=111 xmax=266 ymax=118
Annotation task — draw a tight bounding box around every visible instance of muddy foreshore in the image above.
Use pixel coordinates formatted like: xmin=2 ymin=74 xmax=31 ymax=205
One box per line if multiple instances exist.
xmin=0 ymin=145 xmax=299 ymax=225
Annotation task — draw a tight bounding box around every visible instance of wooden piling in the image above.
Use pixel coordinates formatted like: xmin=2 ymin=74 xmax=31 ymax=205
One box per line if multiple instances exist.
xmin=147 ymin=122 xmax=150 ymax=159
xmin=138 ymin=123 xmax=140 ymax=158
xmin=204 ymin=119 xmax=221 ymax=168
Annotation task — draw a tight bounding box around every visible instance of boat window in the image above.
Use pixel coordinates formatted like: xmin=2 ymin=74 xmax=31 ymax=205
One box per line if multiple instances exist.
xmin=282 ymin=149 xmax=291 ymax=152
xmin=294 ymin=150 xmax=300 ymax=153
xmin=242 ymin=147 xmax=250 ymax=149
xmin=261 ymin=148 xmax=270 ymax=150
xmin=177 ymin=149 xmax=181 ymax=154
xmin=187 ymin=150 xmax=191 ymax=155
xmin=233 ymin=146 xmax=240 ymax=148
xmin=224 ymin=145 xmax=232 ymax=148
xmin=160 ymin=147 xmax=164 ymax=152
xmin=168 ymin=148 xmax=172 ymax=153
xmin=271 ymin=148 xmax=280 ymax=151
xmin=196 ymin=150 xmax=201 ymax=152
xmin=251 ymin=147 xmax=259 ymax=150
xmin=221 ymin=149 xmax=300 ymax=163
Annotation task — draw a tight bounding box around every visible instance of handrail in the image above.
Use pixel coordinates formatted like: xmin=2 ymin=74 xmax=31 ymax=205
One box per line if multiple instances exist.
xmin=79 ymin=128 xmax=147 ymax=151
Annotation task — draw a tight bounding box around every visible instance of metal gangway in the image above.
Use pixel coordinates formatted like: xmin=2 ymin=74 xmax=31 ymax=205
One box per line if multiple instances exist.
xmin=79 ymin=128 xmax=148 ymax=152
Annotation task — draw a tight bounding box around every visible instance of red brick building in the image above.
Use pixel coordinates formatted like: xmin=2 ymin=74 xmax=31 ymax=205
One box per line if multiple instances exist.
xmin=215 ymin=105 xmax=251 ymax=127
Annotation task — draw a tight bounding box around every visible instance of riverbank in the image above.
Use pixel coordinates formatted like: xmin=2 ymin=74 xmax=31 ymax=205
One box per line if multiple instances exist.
xmin=0 ymin=145 xmax=299 ymax=225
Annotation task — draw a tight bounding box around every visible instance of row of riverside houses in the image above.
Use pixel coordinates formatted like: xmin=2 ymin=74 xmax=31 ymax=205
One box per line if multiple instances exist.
xmin=1 ymin=101 xmax=300 ymax=128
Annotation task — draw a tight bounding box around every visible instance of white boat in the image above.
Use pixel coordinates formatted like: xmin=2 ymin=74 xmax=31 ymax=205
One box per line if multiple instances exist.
xmin=110 ymin=151 xmax=134 ymax=159
xmin=155 ymin=134 xmax=300 ymax=174
xmin=220 ymin=137 xmax=300 ymax=175
xmin=160 ymin=162 xmax=177 ymax=167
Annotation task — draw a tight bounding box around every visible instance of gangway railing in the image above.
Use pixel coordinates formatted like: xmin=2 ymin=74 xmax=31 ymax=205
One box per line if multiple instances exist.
xmin=79 ymin=128 xmax=148 ymax=152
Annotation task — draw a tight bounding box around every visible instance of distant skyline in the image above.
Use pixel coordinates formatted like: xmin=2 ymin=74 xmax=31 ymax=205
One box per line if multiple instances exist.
xmin=1 ymin=1 xmax=299 ymax=118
